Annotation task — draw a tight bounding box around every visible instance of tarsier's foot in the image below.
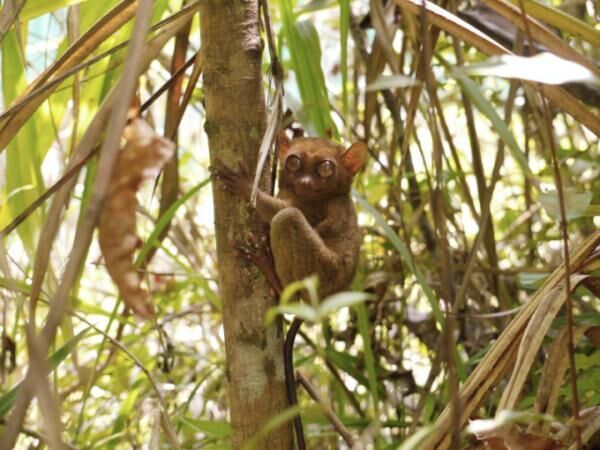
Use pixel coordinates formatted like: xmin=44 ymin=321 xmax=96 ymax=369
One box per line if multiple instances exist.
xmin=233 ymin=232 xmax=282 ymax=295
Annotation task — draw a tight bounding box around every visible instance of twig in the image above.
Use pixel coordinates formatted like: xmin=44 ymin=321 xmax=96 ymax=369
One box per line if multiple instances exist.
xmin=297 ymin=372 xmax=355 ymax=446
xmin=0 ymin=0 xmax=26 ymax=46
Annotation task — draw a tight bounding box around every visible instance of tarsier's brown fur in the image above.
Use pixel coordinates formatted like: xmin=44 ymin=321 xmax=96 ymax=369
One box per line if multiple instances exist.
xmin=213 ymin=132 xmax=366 ymax=449
xmin=215 ymin=133 xmax=366 ymax=297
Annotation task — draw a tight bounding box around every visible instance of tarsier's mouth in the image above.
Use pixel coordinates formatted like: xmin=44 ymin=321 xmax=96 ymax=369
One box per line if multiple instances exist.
xmin=293 ymin=186 xmax=323 ymax=199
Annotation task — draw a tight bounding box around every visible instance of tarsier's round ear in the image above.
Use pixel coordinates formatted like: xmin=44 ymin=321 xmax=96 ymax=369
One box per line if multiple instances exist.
xmin=342 ymin=142 xmax=367 ymax=175
xmin=278 ymin=130 xmax=292 ymax=158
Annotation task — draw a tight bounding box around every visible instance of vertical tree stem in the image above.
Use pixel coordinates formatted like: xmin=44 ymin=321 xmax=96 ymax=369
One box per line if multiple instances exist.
xmin=199 ymin=1 xmax=292 ymax=448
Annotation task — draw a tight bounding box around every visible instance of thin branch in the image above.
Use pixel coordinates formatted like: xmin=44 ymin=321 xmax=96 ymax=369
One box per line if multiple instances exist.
xmin=297 ymin=372 xmax=355 ymax=447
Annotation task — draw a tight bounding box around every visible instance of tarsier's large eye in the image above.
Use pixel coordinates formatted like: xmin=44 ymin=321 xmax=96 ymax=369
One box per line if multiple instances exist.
xmin=285 ymin=155 xmax=302 ymax=172
xmin=316 ymin=160 xmax=335 ymax=178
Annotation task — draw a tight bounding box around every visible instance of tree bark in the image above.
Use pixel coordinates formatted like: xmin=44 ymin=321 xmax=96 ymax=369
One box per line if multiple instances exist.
xmin=199 ymin=2 xmax=292 ymax=449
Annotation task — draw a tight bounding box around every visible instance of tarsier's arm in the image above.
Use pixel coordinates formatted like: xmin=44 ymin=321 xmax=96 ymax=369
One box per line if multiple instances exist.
xmin=210 ymin=162 xmax=288 ymax=222
xmin=315 ymin=198 xmax=352 ymax=238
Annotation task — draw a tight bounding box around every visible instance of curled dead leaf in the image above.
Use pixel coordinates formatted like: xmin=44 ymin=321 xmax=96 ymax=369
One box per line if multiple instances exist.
xmin=471 ymin=423 xmax=563 ymax=450
xmin=98 ymin=117 xmax=175 ymax=319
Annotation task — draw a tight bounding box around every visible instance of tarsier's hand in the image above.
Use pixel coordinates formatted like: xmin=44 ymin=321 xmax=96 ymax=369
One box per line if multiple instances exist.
xmin=210 ymin=161 xmax=253 ymax=202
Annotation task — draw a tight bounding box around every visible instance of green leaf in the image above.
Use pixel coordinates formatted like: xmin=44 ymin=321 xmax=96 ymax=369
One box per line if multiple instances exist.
xmin=295 ymin=0 xmax=336 ymax=15
xmin=325 ymin=348 xmax=369 ymax=386
xmin=278 ymin=275 xmax=319 ymax=306
xmin=538 ymin=188 xmax=593 ymax=221
xmin=108 ymin=378 xmax=142 ymax=450
xmin=265 ymin=303 xmax=318 ymax=325
xmin=317 ymin=291 xmax=372 ymax=318
xmin=583 ymin=204 xmax=600 ymax=217
xmin=241 ymin=403 xmax=303 ymax=450
xmin=179 ymin=417 xmax=231 ymax=438
xmin=356 ymin=302 xmax=380 ymax=445
xmin=517 ymin=272 xmax=548 ymax=289
xmin=278 ymin=0 xmax=337 ymax=137
xmin=1 ymin=30 xmax=45 ymax=252
xmin=339 ymin=0 xmax=350 ymax=126
xmin=21 ymin=0 xmax=90 ymax=20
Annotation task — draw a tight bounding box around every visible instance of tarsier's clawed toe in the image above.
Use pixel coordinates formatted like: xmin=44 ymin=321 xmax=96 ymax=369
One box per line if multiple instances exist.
xmin=233 ymin=241 xmax=251 ymax=257
xmin=210 ymin=164 xmax=236 ymax=192
xmin=209 ymin=160 xmax=252 ymax=201
xmin=246 ymin=232 xmax=260 ymax=248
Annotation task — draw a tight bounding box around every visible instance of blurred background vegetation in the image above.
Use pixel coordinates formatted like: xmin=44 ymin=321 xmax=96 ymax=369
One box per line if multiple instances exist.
xmin=0 ymin=0 xmax=599 ymax=448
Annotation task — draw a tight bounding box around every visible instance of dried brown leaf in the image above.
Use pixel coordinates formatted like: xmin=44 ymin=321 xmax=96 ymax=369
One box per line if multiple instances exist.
xmin=499 ymin=274 xmax=588 ymax=411
xmin=472 ymin=422 xmax=564 ymax=450
xmin=532 ymin=325 xmax=592 ymax=435
xmin=422 ymin=231 xmax=600 ymax=450
xmin=98 ymin=117 xmax=175 ymax=319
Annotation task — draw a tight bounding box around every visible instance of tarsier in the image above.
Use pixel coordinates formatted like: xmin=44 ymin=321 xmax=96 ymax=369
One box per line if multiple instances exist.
xmin=213 ymin=132 xmax=366 ymax=449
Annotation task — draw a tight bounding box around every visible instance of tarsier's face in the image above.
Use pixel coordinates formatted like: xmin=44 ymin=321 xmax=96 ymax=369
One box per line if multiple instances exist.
xmin=279 ymin=138 xmax=357 ymax=202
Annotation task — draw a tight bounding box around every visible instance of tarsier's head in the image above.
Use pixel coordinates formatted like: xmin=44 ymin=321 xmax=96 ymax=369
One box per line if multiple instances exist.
xmin=278 ymin=133 xmax=367 ymax=202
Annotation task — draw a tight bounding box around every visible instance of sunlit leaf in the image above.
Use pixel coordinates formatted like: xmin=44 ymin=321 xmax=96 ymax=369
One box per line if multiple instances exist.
xmin=179 ymin=417 xmax=231 ymax=438
xmin=517 ymin=272 xmax=548 ymax=289
xmin=136 ymin=179 xmax=210 ymax=265
xmin=365 ymin=74 xmax=421 ymax=92
xmin=317 ymin=291 xmax=372 ymax=318
xmin=467 ymin=410 xmax=554 ymax=434
xmin=456 ymin=53 xmax=600 ymax=85
xmin=21 ymin=0 xmax=89 ymax=20
xmin=295 ymin=0 xmax=336 ymax=15
xmin=265 ymin=302 xmax=318 ymax=325
xmin=278 ymin=275 xmax=319 ymax=307
xmin=538 ymin=188 xmax=592 ymax=221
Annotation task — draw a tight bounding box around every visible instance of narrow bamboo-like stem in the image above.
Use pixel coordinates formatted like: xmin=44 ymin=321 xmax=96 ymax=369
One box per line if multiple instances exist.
xmin=542 ymin=96 xmax=582 ymax=449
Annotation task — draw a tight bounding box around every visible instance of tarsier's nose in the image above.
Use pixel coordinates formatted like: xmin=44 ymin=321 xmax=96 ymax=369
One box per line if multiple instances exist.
xmin=298 ymin=176 xmax=313 ymax=190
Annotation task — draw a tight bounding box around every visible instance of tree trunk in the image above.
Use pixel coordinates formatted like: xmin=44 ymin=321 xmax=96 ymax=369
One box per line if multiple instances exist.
xmin=199 ymin=2 xmax=293 ymax=449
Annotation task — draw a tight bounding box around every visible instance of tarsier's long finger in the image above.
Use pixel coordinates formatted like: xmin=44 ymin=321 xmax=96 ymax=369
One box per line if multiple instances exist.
xmin=210 ymin=166 xmax=232 ymax=179
xmin=210 ymin=166 xmax=239 ymax=190
xmin=246 ymin=232 xmax=259 ymax=248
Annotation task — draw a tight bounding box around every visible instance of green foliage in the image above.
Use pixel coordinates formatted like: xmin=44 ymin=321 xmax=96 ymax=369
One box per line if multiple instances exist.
xmin=0 ymin=0 xmax=599 ymax=448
